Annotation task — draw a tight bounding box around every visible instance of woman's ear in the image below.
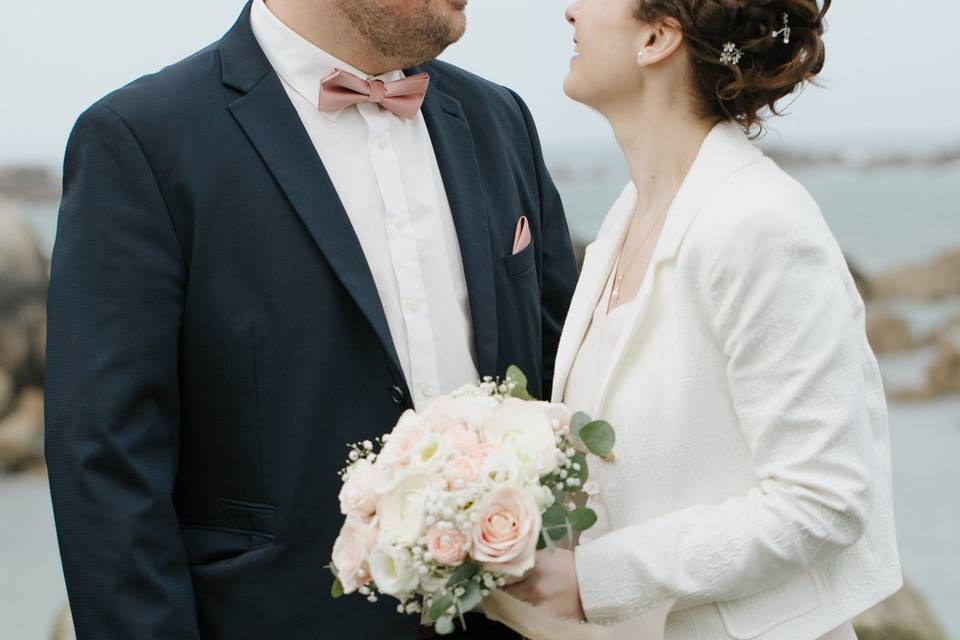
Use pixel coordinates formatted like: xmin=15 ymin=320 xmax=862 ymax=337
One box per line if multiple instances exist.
xmin=636 ymin=17 xmax=684 ymax=66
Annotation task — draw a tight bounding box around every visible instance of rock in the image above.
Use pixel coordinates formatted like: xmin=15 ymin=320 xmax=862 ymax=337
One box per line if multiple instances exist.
xmin=845 ymin=256 xmax=873 ymax=301
xmin=0 ymin=386 xmax=44 ymax=473
xmin=0 ymin=197 xmax=48 ymax=392
xmin=50 ymin=602 xmax=75 ymax=640
xmin=873 ymin=248 xmax=960 ymax=301
xmin=926 ymin=331 xmax=960 ymax=397
xmin=854 ymin=582 xmax=948 ymax=640
xmin=865 ymin=307 xmax=914 ymax=354
xmin=0 ymin=370 xmax=12 ymax=417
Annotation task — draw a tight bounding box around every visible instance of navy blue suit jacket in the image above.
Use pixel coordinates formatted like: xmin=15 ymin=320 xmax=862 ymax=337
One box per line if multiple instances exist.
xmin=44 ymin=3 xmax=578 ymax=639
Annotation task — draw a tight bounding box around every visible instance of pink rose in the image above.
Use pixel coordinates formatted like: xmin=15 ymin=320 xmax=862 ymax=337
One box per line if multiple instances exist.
xmin=426 ymin=526 xmax=469 ymax=566
xmin=338 ymin=458 xmax=381 ymax=518
xmin=379 ymin=411 xmax=428 ymax=470
xmin=467 ymin=442 xmax=499 ymax=463
xmin=422 ymin=396 xmax=469 ymax=433
xmin=443 ymin=455 xmax=481 ymax=489
xmin=470 ymin=487 xmax=541 ymax=577
xmin=446 ymin=424 xmax=481 ymax=454
xmin=331 ymin=516 xmax=378 ymax=594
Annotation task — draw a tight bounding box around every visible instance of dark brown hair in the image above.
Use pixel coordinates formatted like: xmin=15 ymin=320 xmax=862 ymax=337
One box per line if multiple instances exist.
xmin=634 ymin=0 xmax=831 ymax=133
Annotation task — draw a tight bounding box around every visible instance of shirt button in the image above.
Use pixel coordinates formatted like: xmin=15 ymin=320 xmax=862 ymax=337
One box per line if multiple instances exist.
xmin=421 ymin=385 xmax=434 ymax=398
xmin=377 ymin=135 xmax=389 ymax=150
xmin=406 ymin=298 xmax=423 ymax=313
xmin=390 ymin=385 xmax=406 ymax=405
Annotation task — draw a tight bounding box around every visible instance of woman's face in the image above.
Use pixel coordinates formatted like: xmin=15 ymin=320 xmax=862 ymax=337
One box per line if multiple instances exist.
xmin=563 ymin=0 xmax=646 ymax=110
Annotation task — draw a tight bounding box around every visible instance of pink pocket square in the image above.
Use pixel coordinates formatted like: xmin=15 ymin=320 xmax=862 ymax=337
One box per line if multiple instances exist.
xmin=512 ymin=215 xmax=531 ymax=255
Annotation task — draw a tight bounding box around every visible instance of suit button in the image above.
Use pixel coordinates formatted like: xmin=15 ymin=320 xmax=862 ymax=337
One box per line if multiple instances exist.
xmin=390 ymin=385 xmax=406 ymax=405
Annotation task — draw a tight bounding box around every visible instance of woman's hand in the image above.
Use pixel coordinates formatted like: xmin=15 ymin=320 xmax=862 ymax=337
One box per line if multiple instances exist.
xmin=502 ymin=547 xmax=586 ymax=621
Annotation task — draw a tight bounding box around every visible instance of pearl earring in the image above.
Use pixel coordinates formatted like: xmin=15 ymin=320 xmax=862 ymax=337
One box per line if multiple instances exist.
xmin=637 ymin=49 xmax=645 ymax=64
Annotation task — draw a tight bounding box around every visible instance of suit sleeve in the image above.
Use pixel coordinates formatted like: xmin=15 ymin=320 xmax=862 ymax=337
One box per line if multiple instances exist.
xmin=45 ymin=104 xmax=201 ymax=639
xmin=506 ymin=89 xmax=579 ymax=398
xmin=573 ymin=207 xmax=876 ymax=623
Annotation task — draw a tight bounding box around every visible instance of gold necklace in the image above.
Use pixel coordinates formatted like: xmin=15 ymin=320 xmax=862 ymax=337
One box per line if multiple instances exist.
xmin=610 ymin=194 xmax=676 ymax=303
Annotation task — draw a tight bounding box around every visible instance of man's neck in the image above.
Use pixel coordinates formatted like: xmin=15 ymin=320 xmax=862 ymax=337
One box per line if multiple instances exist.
xmin=264 ymin=0 xmax=398 ymax=76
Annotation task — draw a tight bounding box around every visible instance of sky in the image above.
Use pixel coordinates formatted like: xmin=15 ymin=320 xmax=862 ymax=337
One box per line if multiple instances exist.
xmin=1 ymin=0 xmax=959 ymax=164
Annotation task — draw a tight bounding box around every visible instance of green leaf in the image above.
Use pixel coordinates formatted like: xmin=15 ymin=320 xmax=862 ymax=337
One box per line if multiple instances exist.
xmin=446 ymin=561 xmax=480 ymax=588
xmin=505 ymin=364 xmax=534 ymax=400
xmin=331 ymin=577 xmax=344 ymax=599
xmin=568 ymin=507 xmax=598 ymax=532
xmin=580 ymin=420 xmax=616 ymax=459
xmin=541 ymin=504 xmax=572 ymax=542
xmin=459 ymin=580 xmax=483 ymax=614
xmin=428 ymin=593 xmax=455 ymax=622
xmin=569 ymin=412 xmax=591 ymax=441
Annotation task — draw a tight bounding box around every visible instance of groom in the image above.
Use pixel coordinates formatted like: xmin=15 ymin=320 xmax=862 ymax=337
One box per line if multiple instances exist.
xmin=44 ymin=0 xmax=578 ymax=638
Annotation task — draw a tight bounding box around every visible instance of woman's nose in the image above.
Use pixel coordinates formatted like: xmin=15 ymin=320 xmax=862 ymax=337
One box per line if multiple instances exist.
xmin=565 ymin=2 xmax=577 ymax=26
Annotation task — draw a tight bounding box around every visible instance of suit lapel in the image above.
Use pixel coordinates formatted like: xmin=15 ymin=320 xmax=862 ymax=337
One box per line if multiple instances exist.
xmin=414 ymin=69 xmax=499 ymax=378
xmin=221 ymin=4 xmax=406 ymax=387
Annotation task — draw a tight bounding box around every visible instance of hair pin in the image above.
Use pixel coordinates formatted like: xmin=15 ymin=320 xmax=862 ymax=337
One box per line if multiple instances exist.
xmin=771 ymin=13 xmax=791 ymax=44
xmin=720 ymin=42 xmax=743 ymax=66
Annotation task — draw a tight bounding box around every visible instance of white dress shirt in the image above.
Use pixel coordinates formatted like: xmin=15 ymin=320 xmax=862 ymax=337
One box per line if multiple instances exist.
xmin=250 ymin=0 xmax=479 ymax=409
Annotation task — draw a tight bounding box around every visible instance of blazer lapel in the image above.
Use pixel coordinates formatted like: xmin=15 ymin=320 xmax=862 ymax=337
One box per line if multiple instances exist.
xmin=414 ymin=68 xmax=499 ymax=378
xmin=220 ymin=4 xmax=406 ymax=387
xmin=551 ymin=183 xmax=637 ymax=402
xmin=590 ymin=122 xmax=765 ymax=414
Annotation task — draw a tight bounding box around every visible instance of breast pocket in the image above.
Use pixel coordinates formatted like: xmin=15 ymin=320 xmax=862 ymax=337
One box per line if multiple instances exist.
xmin=502 ymin=241 xmax=535 ymax=277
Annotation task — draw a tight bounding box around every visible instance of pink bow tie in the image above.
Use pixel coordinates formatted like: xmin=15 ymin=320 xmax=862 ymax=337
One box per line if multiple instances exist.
xmin=318 ymin=68 xmax=430 ymax=120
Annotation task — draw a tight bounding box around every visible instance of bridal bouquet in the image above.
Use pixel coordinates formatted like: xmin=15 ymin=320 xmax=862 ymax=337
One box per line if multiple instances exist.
xmin=328 ymin=366 xmax=615 ymax=635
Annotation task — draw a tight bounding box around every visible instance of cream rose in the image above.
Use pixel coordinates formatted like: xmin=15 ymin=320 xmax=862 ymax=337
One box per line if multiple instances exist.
xmin=426 ymin=526 xmax=469 ymax=566
xmin=480 ymin=398 xmax=559 ymax=479
xmin=377 ymin=412 xmax=430 ymax=492
xmin=470 ymin=487 xmax=541 ymax=577
xmin=479 ymin=448 xmax=524 ymax=487
xmin=338 ymin=458 xmax=381 ymax=518
xmin=443 ymin=455 xmax=481 ymax=489
xmin=368 ymin=542 xmax=419 ymax=597
xmin=331 ymin=516 xmax=378 ymax=594
xmin=377 ymin=474 xmax=435 ymax=545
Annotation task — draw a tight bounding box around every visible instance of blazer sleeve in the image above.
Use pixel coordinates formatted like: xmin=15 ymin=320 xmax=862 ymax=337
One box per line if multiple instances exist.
xmin=506 ymin=89 xmax=579 ymax=398
xmin=573 ymin=204 xmax=876 ymax=623
xmin=45 ymin=104 xmax=201 ymax=639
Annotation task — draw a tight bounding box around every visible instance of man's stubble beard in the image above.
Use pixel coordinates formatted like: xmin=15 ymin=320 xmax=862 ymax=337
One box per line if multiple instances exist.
xmin=336 ymin=0 xmax=466 ymax=68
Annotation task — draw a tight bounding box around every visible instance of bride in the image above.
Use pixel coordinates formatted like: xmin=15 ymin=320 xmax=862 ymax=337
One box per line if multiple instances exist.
xmin=500 ymin=0 xmax=903 ymax=638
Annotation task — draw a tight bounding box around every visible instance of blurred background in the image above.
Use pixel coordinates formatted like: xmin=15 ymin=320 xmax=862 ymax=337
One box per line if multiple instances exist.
xmin=1 ymin=1 xmax=957 ymax=638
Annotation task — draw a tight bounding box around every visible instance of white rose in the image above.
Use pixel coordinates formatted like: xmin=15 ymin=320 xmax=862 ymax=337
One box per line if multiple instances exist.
xmin=408 ymin=432 xmax=452 ymax=476
xmin=480 ymin=398 xmax=559 ymax=478
xmin=525 ymin=483 xmax=556 ymax=511
xmin=479 ymin=448 xmax=524 ymax=487
xmin=378 ymin=474 xmax=435 ymax=545
xmin=338 ymin=458 xmax=380 ymax=518
xmin=368 ymin=543 xmax=419 ymax=597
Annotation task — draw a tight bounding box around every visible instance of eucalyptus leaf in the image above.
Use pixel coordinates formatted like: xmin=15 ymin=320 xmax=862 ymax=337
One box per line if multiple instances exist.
xmin=446 ymin=561 xmax=480 ymax=588
xmin=429 ymin=593 xmax=455 ymax=622
xmin=459 ymin=580 xmax=483 ymax=614
xmin=569 ymin=412 xmax=591 ymax=441
xmin=568 ymin=507 xmax=598 ymax=532
xmin=505 ymin=364 xmax=534 ymax=400
xmin=580 ymin=420 xmax=616 ymax=459
xmin=330 ymin=577 xmax=344 ymax=599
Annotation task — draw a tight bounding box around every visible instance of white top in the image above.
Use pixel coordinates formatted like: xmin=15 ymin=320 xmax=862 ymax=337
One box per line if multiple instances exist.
xmin=250 ymin=0 xmax=479 ymax=409
xmin=554 ymin=122 xmax=895 ymax=639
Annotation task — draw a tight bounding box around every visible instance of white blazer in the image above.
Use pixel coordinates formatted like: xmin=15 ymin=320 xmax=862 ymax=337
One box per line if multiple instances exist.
xmin=553 ymin=122 xmax=902 ymax=640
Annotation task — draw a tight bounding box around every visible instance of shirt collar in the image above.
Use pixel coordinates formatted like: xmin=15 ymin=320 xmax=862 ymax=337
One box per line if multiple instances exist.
xmin=249 ymin=0 xmax=405 ymax=122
